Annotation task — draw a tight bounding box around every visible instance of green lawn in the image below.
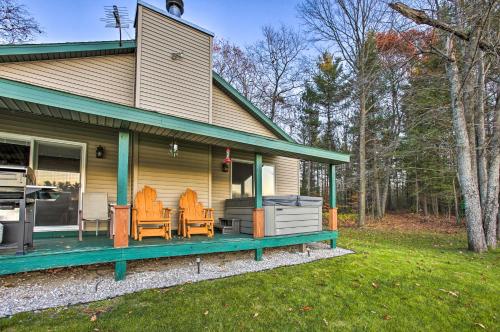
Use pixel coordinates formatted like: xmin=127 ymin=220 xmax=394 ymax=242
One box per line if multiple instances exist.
xmin=1 ymin=227 xmax=498 ymax=331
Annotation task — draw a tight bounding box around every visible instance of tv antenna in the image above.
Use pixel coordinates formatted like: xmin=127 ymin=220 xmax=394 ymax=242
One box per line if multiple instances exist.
xmin=101 ymin=5 xmax=132 ymax=46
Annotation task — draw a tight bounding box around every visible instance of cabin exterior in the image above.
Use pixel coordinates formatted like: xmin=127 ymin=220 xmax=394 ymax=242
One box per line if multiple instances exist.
xmin=0 ymin=1 xmax=348 ymax=280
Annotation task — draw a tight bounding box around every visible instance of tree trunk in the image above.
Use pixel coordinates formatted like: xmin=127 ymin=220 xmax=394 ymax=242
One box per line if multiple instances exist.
xmin=422 ymin=194 xmax=428 ymax=218
xmin=432 ymin=195 xmax=439 ymax=216
xmin=445 ymin=37 xmax=486 ymax=252
xmin=358 ymin=91 xmax=367 ymax=226
xmin=484 ymin=84 xmax=500 ymax=249
xmin=453 ymin=177 xmax=460 ymax=224
xmin=375 ymin=179 xmax=382 ymax=219
xmin=475 ymin=51 xmax=488 ymax=207
xmin=415 ymin=172 xmax=419 ymax=214
xmin=381 ymin=175 xmax=390 ymax=217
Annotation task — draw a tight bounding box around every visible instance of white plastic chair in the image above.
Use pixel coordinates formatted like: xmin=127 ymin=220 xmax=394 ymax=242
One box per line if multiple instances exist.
xmin=78 ymin=192 xmax=111 ymax=241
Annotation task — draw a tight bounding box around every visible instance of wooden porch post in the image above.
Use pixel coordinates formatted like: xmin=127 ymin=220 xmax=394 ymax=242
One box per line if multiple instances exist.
xmin=328 ymin=164 xmax=338 ymax=248
xmin=253 ymin=153 xmax=264 ymax=243
xmin=114 ymin=130 xmax=130 ymax=280
xmin=114 ymin=130 xmax=130 ymax=249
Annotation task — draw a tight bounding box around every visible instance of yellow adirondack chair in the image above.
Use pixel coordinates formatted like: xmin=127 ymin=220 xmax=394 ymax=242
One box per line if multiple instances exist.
xmin=178 ymin=188 xmax=214 ymax=238
xmin=132 ymin=186 xmax=172 ymax=241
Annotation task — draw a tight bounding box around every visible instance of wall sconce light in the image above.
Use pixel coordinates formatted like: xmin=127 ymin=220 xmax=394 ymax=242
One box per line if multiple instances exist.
xmin=96 ymin=145 xmax=105 ymax=159
xmin=169 ymin=138 xmax=179 ymax=157
xmin=171 ymin=51 xmax=185 ymax=60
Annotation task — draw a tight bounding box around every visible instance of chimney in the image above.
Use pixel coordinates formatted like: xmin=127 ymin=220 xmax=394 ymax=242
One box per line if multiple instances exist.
xmin=166 ymin=0 xmax=184 ymax=17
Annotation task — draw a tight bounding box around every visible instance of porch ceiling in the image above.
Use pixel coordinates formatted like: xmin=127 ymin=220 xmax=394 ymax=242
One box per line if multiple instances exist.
xmin=0 ymin=78 xmax=350 ymax=164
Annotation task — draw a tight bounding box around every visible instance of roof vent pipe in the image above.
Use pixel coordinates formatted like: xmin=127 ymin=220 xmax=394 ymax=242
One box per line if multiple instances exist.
xmin=166 ymin=0 xmax=184 ymax=17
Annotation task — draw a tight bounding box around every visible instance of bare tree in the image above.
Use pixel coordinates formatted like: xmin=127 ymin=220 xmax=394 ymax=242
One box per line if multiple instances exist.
xmin=298 ymin=0 xmax=390 ymax=226
xmin=0 ymin=0 xmax=41 ymax=44
xmin=389 ymin=1 xmax=499 ymax=251
xmin=212 ymin=39 xmax=259 ymax=100
xmin=248 ymin=24 xmax=308 ymax=123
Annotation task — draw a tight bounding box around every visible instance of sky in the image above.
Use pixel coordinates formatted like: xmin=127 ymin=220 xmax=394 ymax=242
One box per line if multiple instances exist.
xmin=24 ymin=0 xmax=304 ymax=46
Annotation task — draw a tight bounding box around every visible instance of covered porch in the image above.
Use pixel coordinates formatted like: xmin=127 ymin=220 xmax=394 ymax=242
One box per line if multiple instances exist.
xmin=0 ymin=77 xmax=349 ymax=280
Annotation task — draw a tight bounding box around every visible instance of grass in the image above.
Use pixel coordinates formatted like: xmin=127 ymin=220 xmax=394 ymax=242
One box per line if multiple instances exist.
xmin=1 ymin=226 xmax=498 ymax=331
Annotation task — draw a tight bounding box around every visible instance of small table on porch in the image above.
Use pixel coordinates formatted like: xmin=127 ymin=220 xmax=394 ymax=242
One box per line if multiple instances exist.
xmin=215 ymin=218 xmax=240 ymax=234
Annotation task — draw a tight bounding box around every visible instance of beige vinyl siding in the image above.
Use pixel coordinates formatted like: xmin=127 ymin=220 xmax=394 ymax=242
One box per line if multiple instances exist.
xmin=271 ymin=156 xmax=300 ymax=195
xmin=136 ymin=134 xmax=210 ymax=229
xmin=211 ymin=147 xmax=300 ymax=220
xmin=211 ymin=147 xmax=231 ymax=220
xmin=0 ymin=111 xmax=119 ymax=202
xmin=0 ymin=54 xmax=135 ymax=106
xmin=136 ymin=6 xmax=212 ymax=122
xmin=212 ymin=85 xmax=277 ymax=138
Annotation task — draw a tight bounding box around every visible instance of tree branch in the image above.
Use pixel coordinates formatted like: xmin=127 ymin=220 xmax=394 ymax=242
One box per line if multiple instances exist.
xmin=388 ymin=2 xmax=499 ymax=56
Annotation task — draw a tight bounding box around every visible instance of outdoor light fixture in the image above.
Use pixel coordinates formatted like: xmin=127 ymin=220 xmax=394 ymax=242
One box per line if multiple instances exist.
xmin=171 ymin=51 xmax=185 ymax=60
xmin=196 ymin=257 xmax=201 ymax=274
xmin=222 ymin=147 xmax=231 ymax=172
xmin=169 ymin=139 xmax=179 ymax=157
xmin=307 ymin=247 xmax=311 ymax=257
xmin=96 ymin=145 xmax=105 ymax=159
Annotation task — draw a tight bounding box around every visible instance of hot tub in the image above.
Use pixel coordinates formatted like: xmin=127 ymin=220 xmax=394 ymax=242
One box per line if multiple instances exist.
xmin=224 ymin=195 xmax=323 ymax=236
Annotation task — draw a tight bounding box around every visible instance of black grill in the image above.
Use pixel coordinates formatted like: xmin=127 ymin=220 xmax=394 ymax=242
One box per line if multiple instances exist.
xmin=0 ymin=166 xmax=36 ymax=255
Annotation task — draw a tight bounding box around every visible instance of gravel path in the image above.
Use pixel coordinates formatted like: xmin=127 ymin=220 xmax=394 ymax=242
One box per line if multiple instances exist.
xmin=0 ymin=243 xmax=353 ymax=317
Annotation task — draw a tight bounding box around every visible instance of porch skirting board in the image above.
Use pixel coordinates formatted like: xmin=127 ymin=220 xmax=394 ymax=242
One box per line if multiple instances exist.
xmin=0 ymin=241 xmax=352 ymax=318
xmin=0 ymin=231 xmax=338 ymax=278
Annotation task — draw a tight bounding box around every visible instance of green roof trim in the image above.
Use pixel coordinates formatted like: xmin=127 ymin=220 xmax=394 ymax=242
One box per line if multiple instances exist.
xmin=0 ymin=77 xmax=349 ymax=164
xmin=0 ymin=40 xmax=136 ymax=56
xmin=212 ymin=72 xmax=295 ymax=143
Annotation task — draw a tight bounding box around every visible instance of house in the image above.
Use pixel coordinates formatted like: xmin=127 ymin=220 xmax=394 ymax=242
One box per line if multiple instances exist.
xmin=0 ymin=0 xmax=349 ymax=280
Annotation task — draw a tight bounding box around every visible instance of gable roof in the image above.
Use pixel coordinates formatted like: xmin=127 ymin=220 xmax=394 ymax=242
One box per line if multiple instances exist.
xmin=0 ymin=39 xmax=294 ymax=142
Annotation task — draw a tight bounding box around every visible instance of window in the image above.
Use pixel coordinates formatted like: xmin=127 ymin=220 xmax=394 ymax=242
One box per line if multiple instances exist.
xmin=0 ymin=138 xmax=30 ymax=166
xmin=231 ymin=161 xmax=276 ymax=198
xmin=262 ymin=165 xmax=275 ymax=196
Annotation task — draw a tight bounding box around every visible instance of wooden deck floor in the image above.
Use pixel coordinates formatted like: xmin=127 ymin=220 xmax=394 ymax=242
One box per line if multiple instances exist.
xmin=0 ymin=231 xmax=338 ymax=278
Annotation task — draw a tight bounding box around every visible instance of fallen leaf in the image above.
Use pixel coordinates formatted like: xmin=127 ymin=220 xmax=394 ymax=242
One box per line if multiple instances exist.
xmin=439 ymin=289 xmax=459 ymax=297
xmin=90 ymin=315 xmax=97 ymax=322
xmin=372 ymin=282 xmax=379 ymax=289
xmin=204 ymin=310 xmax=209 ymax=315
xmin=383 ymin=314 xmax=392 ymax=320
xmin=287 ymin=308 xmax=293 ymax=312
xmin=302 ymin=306 xmax=313 ymax=312
xmin=253 ymin=313 xmax=259 ymax=318
xmin=474 ymin=323 xmax=486 ymax=329
xmin=323 ymin=318 xmax=328 ymax=326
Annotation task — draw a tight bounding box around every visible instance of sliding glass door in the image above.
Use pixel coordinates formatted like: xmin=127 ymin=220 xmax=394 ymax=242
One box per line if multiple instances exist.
xmin=0 ymin=132 xmax=85 ymax=230
xmin=33 ymin=141 xmax=82 ymax=228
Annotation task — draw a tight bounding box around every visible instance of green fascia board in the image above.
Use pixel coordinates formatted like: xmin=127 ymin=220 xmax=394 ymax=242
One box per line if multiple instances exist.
xmin=212 ymin=71 xmax=295 ymax=143
xmin=0 ymin=78 xmax=350 ymax=164
xmin=0 ymin=40 xmax=136 ymax=56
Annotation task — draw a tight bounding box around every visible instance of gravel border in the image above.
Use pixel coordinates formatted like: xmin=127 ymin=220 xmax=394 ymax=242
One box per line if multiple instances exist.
xmin=0 ymin=243 xmax=353 ymax=317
